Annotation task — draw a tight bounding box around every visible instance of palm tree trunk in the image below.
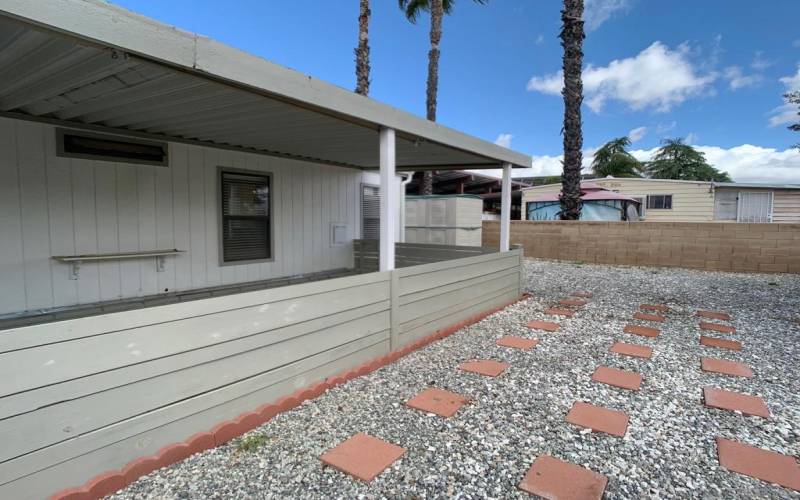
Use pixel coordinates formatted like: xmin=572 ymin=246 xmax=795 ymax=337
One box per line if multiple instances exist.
xmin=559 ymin=0 xmax=584 ymax=220
xmin=420 ymin=0 xmax=444 ymax=195
xmin=354 ymin=0 xmax=371 ymax=96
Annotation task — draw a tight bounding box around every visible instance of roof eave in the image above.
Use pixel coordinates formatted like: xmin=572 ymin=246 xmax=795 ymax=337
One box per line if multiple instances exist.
xmin=0 ymin=0 xmax=531 ymax=168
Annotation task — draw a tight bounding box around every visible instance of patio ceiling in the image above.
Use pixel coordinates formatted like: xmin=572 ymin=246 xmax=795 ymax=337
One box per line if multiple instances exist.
xmin=0 ymin=1 xmax=531 ymax=171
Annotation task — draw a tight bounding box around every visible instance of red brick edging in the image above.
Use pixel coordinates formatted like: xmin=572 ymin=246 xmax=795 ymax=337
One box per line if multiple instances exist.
xmin=50 ymin=293 xmax=530 ymax=500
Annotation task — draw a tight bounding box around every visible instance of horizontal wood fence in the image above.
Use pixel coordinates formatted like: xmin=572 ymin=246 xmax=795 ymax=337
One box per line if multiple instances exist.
xmin=484 ymin=220 xmax=800 ymax=274
xmin=0 ymin=248 xmax=522 ymax=499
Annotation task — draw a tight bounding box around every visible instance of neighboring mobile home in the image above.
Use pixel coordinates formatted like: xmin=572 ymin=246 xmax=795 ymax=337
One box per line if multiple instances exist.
xmin=0 ymin=2 xmax=529 ymax=498
xmin=520 ymin=177 xmax=800 ymax=222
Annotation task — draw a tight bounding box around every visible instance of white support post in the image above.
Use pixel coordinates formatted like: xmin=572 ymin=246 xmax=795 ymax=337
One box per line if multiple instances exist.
xmin=500 ymin=162 xmax=512 ymax=252
xmin=379 ymin=127 xmax=397 ymax=271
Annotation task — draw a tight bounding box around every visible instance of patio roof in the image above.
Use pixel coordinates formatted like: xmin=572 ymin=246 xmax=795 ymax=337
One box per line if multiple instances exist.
xmin=0 ymin=0 xmax=531 ymax=171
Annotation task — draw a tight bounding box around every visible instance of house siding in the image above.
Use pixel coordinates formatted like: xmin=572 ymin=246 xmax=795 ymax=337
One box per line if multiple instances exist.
xmin=521 ymin=178 xmax=716 ymax=222
xmin=0 ymin=117 xmax=364 ymax=316
xmin=714 ymin=187 xmax=800 ymax=223
xmin=772 ymin=191 xmax=800 ymax=223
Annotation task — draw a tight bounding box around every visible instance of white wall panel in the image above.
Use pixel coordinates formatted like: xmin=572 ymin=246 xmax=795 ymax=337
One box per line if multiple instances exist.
xmin=0 ymin=117 xmax=363 ymax=315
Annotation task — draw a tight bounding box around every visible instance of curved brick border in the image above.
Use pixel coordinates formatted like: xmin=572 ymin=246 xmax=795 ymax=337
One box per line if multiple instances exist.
xmin=49 ymin=293 xmax=529 ymax=500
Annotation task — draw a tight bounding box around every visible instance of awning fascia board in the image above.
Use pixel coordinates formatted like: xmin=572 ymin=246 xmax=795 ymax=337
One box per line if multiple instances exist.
xmin=0 ymin=0 xmax=531 ymax=169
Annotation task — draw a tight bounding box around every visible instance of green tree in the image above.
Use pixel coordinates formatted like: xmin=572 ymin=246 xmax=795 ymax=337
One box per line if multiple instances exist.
xmin=354 ymin=0 xmax=371 ymax=96
xmin=645 ymin=138 xmax=732 ymax=182
xmin=785 ymin=91 xmax=799 ymax=150
xmin=591 ymin=136 xmax=643 ymax=178
xmin=559 ymin=0 xmax=585 ymax=219
xmin=398 ymin=0 xmax=488 ymax=194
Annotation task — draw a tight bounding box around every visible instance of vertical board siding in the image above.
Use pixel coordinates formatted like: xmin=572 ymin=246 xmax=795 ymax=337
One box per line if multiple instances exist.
xmin=0 ymin=118 xmax=363 ymax=315
xmin=0 ymin=119 xmax=27 ymax=313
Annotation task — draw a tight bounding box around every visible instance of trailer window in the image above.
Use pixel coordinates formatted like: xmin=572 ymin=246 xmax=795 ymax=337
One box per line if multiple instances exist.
xmin=220 ymin=170 xmax=272 ymax=263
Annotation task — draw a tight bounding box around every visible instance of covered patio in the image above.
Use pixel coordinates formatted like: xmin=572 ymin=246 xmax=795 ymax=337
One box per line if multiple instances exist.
xmin=0 ymin=1 xmax=530 ymax=498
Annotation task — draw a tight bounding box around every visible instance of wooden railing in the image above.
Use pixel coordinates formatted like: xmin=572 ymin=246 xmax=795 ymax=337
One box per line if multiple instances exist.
xmin=353 ymin=239 xmax=498 ymax=273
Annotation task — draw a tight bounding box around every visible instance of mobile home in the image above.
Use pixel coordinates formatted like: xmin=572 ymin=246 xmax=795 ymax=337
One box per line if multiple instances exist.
xmin=0 ymin=2 xmax=529 ymax=498
xmin=520 ymin=177 xmax=800 ymax=222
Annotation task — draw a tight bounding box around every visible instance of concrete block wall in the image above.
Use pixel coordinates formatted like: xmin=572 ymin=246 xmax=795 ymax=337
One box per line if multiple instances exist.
xmin=483 ymin=221 xmax=800 ymax=274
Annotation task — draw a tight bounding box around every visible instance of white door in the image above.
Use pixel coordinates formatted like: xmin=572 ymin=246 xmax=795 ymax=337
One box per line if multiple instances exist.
xmin=737 ymin=191 xmax=773 ymax=223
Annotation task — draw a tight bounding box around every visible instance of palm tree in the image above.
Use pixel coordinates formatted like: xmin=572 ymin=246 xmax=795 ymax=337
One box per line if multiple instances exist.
xmin=785 ymin=91 xmax=799 ymax=150
xmin=399 ymin=0 xmax=488 ymax=194
xmin=559 ymin=0 xmax=584 ymax=220
xmin=355 ymin=0 xmax=371 ymax=96
xmin=646 ymin=138 xmax=732 ymax=181
xmin=591 ymin=137 xmax=643 ymax=178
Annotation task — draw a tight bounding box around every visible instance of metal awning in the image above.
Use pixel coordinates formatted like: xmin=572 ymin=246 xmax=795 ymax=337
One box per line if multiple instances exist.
xmin=0 ymin=0 xmax=531 ymax=171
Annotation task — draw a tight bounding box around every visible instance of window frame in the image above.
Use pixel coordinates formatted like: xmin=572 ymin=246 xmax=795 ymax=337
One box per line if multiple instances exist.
xmin=646 ymin=194 xmax=673 ymax=210
xmin=629 ymin=195 xmax=647 ymax=219
xmin=217 ymin=167 xmax=274 ymax=266
xmin=56 ymin=128 xmax=168 ymax=167
xmin=361 ymin=183 xmax=380 ymax=239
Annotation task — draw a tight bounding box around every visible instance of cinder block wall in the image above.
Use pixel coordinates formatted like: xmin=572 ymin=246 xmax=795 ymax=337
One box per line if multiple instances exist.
xmin=483 ymin=221 xmax=800 ymax=274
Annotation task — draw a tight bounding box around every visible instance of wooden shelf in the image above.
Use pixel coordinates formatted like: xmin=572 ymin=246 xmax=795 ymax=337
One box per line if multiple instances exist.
xmin=52 ymin=249 xmax=184 ymax=279
xmin=52 ymin=249 xmax=184 ymax=262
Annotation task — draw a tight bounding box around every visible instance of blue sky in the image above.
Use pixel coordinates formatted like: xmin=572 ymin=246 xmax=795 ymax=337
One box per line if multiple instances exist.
xmin=112 ymin=0 xmax=800 ymax=183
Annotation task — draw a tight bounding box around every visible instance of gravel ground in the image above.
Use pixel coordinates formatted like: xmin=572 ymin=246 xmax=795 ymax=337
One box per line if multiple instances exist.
xmin=112 ymin=259 xmax=800 ymax=499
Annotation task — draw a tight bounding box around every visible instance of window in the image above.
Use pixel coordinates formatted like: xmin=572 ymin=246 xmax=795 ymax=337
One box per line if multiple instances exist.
xmin=361 ymin=184 xmax=380 ymax=239
xmin=737 ymin=191 xmax=773 ymax=223
xmin=57 ymin=129 xmax=167 ymax=166
xmin=630 ymin=196 xmax=646 ymax=218
xmin=646 ymin=194 xmax=673 ymax=210
xmin=220 ymin=170 xmax=271 ymax=263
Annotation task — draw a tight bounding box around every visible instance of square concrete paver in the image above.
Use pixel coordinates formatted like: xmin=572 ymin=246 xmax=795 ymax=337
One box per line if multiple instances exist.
xmin=559 ymin=298 xmax=587 ymax=307
xmin=545 ymin=307 xmax=574 ymax=317
xmin=703 ymin=387 xmax=770 ymax=418
xmin=406 ymin=388 xmax=470 ymax=418
xmin=592 ymin=366 xmax=643 ymax=391
xmin=624 ymin=324 xmax=660 ymax=338
xmin=699 ymin=321 xmax=736 ymax=334
xmin=527 ymin=320 xmax=559 ymax=332
xmin=565 ymin=401 xmax=629 ymax=437
xmin=700 ymin=336 xmax=742 ymax=351
xmin=716 ymin=437 xmax=800 ymax=491
xmin=697 ymin=310 xmax=731 ymax=321
xmin=640 ymin=304 xmax=669 ymax=313
xmin=518 ymin=455 xmax=607 ymax=500
xmin=633 ymin=312 xmax=666 ymax=322
xmin=610 ymin=342 xmax=653 ymax=359
xmin=320 ymin=433 xmax=405 ymax=482
xmin=496 ymin=336 xmax=539 ymax=350
xmin=459 ymin=359 xmax=509 ymax=377
xmin=701 ymin=357 xmax=753 ymax=378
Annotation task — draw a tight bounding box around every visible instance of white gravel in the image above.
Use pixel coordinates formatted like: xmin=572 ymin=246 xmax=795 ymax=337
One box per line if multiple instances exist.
xmin=111 ymin=259 xmax=800 ymax=499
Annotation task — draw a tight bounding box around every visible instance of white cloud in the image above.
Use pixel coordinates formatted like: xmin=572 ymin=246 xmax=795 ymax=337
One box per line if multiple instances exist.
xmin=780 ymin=65 xmax=800 ymax=92
xmin=750 ymin=51 xmax=773 ymax=71
xmin=684 ymin=132 xmax=699 ymax=145
xmin=628 ymin=126 xmax=647 ymax=142
xmin=769 ymin=103 xmax=797 ymax=127
xmin=527 ymin=42 xmax=715 ymax=112
xmin=630 ymin=144 xmax=800 ymax=183
xmin=584 ymin=0 xmax=631 ymax=32
xmin=494 ymin=133 xmax=514 ymax=148
xmin=724 ymin=66 xmax=762 ymax=90
xmin=768 ymin=66 xmax=800 ymax=127
xmin=656 ymin=121 xmax=677 ymax=134
xmin=535 ymin=34 xmax=545 ymax=45
xmin=475 ymin=144 xmax=800 ymax=185
xmin=793 ymin=39 xmax=800 ymax=48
